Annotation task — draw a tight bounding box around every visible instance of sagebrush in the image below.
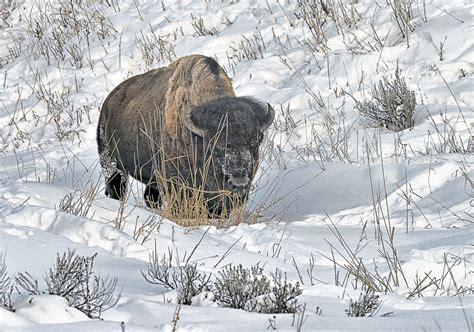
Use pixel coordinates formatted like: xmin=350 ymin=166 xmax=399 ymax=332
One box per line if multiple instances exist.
xmin=356 ymin=66 xmax=416 ymax=131
xmin=345 ymin=287 xmax=382 ymax=317
xmin=142 ymin=249 xmax=212 ymax=305
xmin=15 ymin=249 xmax=120 ymax=319
xmin=213 ymin=264 xmax=270 ymax=311
xmin=143 ymin=254 xmax=303 ymax=313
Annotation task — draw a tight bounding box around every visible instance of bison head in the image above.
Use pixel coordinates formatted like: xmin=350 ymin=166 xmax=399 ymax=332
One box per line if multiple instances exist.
xmin=184 ymin=96 xmax=274 ymax=205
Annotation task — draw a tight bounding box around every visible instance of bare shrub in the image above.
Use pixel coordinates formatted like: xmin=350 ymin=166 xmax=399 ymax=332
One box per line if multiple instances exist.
xmin=346 ymin=287 xmax=382 ymax=317
xmin=58 ymin=184 xmax=100 ymax=219
xmin=142 ymin=249 xmax=212 ymax=305
xmin=26 ymin=0 xmax=116 ymax=65
xmin=0 ymin=251 xmax=14 ymax=311
xmin=213 ymin=265 xmax=302 ymax=313
xmin=468 ymin=136 xmax=474 ymax=153
xmin=47 ymin=250 xmax=119 ymax=318
xmin=135 ymin=25 xmax=177 ymax=68
xmin=191 ymin=14 xmax=218 ymax=37
xmin=143 ymin=253 xmax=303 ymax=313
xmin=425 ymin=108 xmax=471 ymax=154
xmin=28 ymin=71 xmax=92 ymax=142
xmin=54 ymin=0 xmax=114 ymax=40
xmin=0 ymin=0 xmax=21 ymax=27
xmin=172 ymin=264 xmax=212 ymax=305
xmin=306 ymin=89 xmax=355 ymax=164
xmin=15 ymin=250 xmax=120 ymax=319
xmin=388 ymin=0 xmax=416 ymax=41
xmin=356 ymin=66 xmax=416 ymax=131
xmin=294 ymin=0 xmax=361 ymax=54
xmin=15 ymin=271 xmax=41 ymax=294
xmin=227 ymin=32 xmax=266 ymax=67
xmin=268 ymin=92 xmax=355 ymax=167
xmin=294 ymin=0 xmax=331 ymax=53
xmin=261 ymin=269 xmax=302 ymax=314
xmin=0 ymin=35 xmax=22 ymax=69
xmin=133 ymin=214 xmax=163 ymax=244
xmin=213 ymin=264 xmax=270 ymax=311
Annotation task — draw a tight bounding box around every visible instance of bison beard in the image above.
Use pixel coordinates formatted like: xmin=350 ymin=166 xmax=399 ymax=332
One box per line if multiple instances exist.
xmin=97 ymin=55 xmax=274 ymax=219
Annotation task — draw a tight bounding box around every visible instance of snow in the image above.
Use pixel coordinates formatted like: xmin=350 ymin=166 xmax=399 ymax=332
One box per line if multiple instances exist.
xmin=1 ymin=0 xmax=473 ymax=331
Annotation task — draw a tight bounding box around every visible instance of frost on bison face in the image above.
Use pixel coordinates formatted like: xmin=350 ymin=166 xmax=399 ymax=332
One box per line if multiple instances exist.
xmin=97 ymin=55 xmax=274 ymax=218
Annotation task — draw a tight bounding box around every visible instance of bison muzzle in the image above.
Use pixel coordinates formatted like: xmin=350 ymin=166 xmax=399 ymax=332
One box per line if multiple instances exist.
xmin=97 ymin=54 xmax=274 ymax=217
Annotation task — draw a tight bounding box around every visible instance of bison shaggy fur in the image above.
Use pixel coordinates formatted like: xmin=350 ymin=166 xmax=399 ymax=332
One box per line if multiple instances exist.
xmin=97 ymin=54 xmax=274 ymax=216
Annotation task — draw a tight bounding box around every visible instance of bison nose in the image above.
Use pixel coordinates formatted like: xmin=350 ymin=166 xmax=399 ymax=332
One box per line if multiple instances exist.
xmin=228 ymin=177 xmax=250 ymax=193
xmin=231 ymin=183 xmax=248 ymax=191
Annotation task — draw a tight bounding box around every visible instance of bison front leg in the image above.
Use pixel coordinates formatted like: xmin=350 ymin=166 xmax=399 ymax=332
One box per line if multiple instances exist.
xmin=206 ymin=193 xmax=247 ymax=219
xmin=105 ymin=171 xmax=128 ymax=200
xmin=144 ymin=184 xmax=162 ymax=209
xmin=206 ymin=196 xmax=232 ymax=218
xmin=207 ymin=201 xmax=224 ymax=218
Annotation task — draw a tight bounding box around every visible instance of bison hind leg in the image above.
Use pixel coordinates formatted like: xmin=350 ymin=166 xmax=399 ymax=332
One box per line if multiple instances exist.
xmin=105 ymin=171 xmax=128 ymax=200
xmin=97 ymin=123 xmax=128 ymax=201
xmin=144 ymin=184 xmax=162 ymax=209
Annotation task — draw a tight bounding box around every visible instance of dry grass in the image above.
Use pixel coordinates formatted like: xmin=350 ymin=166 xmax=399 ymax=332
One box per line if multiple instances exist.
xmin=123 ymin=112 xmax=261 ymax=228
xmin=319 ymin=152 xmax=473 ymax=299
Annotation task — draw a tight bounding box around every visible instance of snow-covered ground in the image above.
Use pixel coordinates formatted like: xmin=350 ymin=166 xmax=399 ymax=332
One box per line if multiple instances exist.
xmin=1 ymin=0 xmax=473 ymax=330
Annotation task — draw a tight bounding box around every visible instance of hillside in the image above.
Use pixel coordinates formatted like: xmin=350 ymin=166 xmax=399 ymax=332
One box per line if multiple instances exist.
xmin=0 ymin=0 xmax=473 ymax=330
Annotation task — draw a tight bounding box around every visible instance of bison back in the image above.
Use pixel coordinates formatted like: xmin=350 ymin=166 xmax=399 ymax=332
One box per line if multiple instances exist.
xmin=98 ymin=67 xmax=172 ymax=183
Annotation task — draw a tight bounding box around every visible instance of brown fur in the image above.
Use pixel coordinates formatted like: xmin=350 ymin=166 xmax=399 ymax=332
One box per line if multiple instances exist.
xmin=98 ymin=54 xmax=273 ymax=215
xmin=162 ymin=55 xmax=235 ymax=159
xmin=99 ymin=55 xmax=235 ymax=187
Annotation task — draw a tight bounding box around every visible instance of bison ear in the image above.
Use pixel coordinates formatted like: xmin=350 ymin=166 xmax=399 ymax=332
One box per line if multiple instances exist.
xmin=183 ymin=111 xmax=205 ymax=137
xmin=260 ymin=103 xmax=275 ymax=130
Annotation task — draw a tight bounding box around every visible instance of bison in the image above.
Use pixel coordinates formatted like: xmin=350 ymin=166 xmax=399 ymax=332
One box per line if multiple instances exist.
xmin=97 ymin=54 xmax=274 ymax=217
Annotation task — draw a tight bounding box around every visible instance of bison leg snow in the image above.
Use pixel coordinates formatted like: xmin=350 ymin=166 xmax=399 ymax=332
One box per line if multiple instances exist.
xmin=104 ymin=170 xmax=128 ymax=201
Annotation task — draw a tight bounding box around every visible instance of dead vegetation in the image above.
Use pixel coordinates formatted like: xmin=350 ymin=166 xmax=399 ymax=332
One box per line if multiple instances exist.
xmin=0 ymin=3 xmax=471 ymax=323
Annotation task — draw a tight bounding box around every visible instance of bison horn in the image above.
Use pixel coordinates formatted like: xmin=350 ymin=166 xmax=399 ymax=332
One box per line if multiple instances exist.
xmin=260 ymin=103 xmax=275 ymax=130
xmin=183 ymin=112 xmax=205 ymax=137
